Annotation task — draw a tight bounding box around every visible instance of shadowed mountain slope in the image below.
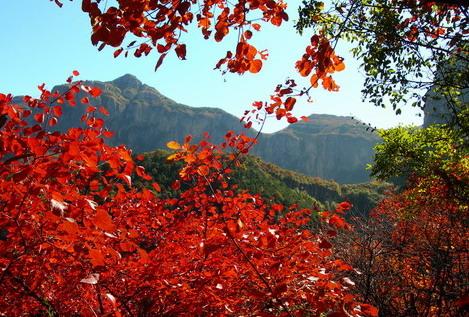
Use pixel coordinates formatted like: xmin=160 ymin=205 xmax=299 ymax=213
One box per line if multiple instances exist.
xmin=47 ymin=74 xmax=379 ymax=183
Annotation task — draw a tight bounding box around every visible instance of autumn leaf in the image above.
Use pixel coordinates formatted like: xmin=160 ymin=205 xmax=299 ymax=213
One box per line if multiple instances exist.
xmin=284 ymin=97 xmax=296 ymax=111
xmin=155 ymin=53 xmax=167 ymax=71
xmin=89 ymin=87 xmax=102 ymax=97
xmin=197 ymin=165 xmax=210 ymax=176
xmin=175 ymin=44 xmax=187 ymax=60
xmin=167 ymin=141 xmax=181 ymax=150
xmin=93 ymin=209 xmax=115 ymax=232
xmin=89 ymin=249 xmax=106 ymax=267
xmin=113 ymin=48 xmax=124 ymax=58
xmin=249 ymin=59 xmax=262 ymax=73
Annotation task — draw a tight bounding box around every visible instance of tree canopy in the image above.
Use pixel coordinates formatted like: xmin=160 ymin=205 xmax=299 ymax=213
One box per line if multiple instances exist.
xmin=0 ymin=0 xmax=467 ymax=315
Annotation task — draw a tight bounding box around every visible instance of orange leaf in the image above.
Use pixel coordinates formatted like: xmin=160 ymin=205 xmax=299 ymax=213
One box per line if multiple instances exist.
xmin=167 ymin=141 xmax=181 ymax=150
xmin=249 ymin=59 xmax=262 ymax=73
xmin=335 ymin=61 xmax=345 ymax=71
xmin=310 ymin=74 xmax=319 ymax=88
xmin=252 ymin=23 xmax=261 ymax=31
xmin=197 ymin=165 xmax=210 ymax=176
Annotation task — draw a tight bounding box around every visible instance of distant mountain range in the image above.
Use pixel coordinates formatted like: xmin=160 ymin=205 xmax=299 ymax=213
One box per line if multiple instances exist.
xmin=46 ymin=74 xmax=380 ymax=183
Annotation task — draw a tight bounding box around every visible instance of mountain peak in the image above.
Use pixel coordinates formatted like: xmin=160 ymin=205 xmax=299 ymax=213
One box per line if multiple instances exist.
xmin=111 ymin=74 xmax=142 ymax=90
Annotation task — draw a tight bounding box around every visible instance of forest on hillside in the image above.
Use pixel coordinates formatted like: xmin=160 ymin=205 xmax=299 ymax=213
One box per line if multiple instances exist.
xmin=0 ymin=1 xmax=467 ymax=316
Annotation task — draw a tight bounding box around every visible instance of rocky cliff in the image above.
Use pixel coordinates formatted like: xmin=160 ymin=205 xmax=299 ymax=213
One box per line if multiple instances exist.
xmin=254 ymin=115 xmax=379 ymax=183
xmin=46 ymin=74 xmax=379 ymax=183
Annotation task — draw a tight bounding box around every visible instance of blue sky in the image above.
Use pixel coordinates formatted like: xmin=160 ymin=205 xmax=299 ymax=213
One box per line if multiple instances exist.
xmin=0 ymin=0 xmax=423 ymax=132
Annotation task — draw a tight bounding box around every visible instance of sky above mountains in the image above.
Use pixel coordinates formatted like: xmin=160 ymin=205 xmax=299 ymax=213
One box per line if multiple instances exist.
xmin=0 ymin=1 xmax=423 ymax=132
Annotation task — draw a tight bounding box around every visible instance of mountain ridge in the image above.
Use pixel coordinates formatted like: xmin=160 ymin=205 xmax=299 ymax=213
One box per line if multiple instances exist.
xmin=45 ymin=74 xmax=379 ymax=183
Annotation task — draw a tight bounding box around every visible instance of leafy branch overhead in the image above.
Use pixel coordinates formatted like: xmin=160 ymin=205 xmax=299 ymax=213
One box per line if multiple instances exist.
xmin=297 ymin=0 xmax=468 ymax=115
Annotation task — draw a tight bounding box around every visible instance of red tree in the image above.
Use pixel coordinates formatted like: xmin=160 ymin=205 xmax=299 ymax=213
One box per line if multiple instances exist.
xmin=335 ymin=170 xmax=469 ymax=316
xmin=0 ymin=74 xmax=376 ymax=315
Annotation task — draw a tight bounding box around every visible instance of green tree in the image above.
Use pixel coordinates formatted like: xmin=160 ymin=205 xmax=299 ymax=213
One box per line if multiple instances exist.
xmin=296 ymin=0 xmax=468 ymax=122
xmin=371 ymin=125 xmax=466 ymax=181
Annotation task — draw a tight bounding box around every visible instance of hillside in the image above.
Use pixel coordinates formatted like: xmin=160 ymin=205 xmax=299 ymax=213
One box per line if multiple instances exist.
xmin=255 ymin=115 xmax=379 ymax=183
xmin=140 ymin=150 xmax=390 ymax=215
xmin=46 ymin=74 xmax=379 ymax=183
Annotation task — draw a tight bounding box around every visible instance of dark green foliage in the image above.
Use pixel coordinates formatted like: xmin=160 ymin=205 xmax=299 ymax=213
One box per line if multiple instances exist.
xmin=139 ymin=150 xmax=389 ymax=215
xmin=341 ymin=182 xmax=391 ymax=217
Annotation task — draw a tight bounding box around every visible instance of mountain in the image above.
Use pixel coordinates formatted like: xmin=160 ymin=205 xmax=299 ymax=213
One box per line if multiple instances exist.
xmin=46 ymin=74 xmax=379 ymax=183
xmin=422 ymin=56 xmax=468 ymax=129
xmin=254 ymin=115 xmax=379 ymax=183
xmin=50 ymin=74 xmax=252 ymax=151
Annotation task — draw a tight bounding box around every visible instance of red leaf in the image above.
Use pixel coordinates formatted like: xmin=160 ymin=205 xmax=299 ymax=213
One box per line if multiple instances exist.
xmin=102 ymin=130 xmax=114 ymax=138
xmin=287 ymin=116 xmax=298 ymax=124
xmin=48 ymin=117 xmax=58 ymax=126
xmin=360 ymin=304 xmax=379 ymax=317
xmin=152 ymin=182 xmax=161 ymax=192
xmin=72 ymin=70 xmax=80 ymax=76
xmin=329 ymin=215 xmax=348 ymax=229
xmin=113 ymin=48 xmax=123 ymax=58
xmin=175 ymin=44 xmax=186 ymax=60
xmin=155 ymin=53 xmax=167 ymax=71
xmin=119 ymin=242 xmax=137 ymax=252
xmin=52 ymin=106 xmax=62 ymax=117
xmin=93 ymin=209 xmax=115 ymax=232
xmin=171 ymin=180 xmax=181 ymax=190
xmin=284 ymin=97 xmax=296 ymax=111
xmin=89 ymin=249 xmax=105 ymax=267
xmin=34 ymin=113 xmax=44 ymax=123
xmin=99 ymin=106 xmax=110 ymax=116
xmin=89 ymin=87 xmax=102 ymax=97
xmin=319 ymin=239 xmax=333 ymax=249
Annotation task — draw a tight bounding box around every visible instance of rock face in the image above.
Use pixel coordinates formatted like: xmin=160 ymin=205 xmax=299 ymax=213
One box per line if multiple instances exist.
xmin=49 ymin=74 xmax=379 ymax=183
xmin=254 ymin=116 xmax=379 ymax=183
xmin=51 ymin=74 xmax=252 ymax=152
xmin=423 ymin=88 xmax=469 ymax=127
xmin=423 ymin=56 xmax=469 ymax=127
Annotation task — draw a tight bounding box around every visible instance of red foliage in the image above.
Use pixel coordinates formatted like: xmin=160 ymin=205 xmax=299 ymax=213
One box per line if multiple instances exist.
xmin=72 ymin=0 xmax=289 ymax=75
xmin=0 ymin=75 xmax=376 ymax=315
xmin=336 ymin=171 xmax=469 ymax=316
xmin=51 ymin=1 xmax=348 ymax=127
